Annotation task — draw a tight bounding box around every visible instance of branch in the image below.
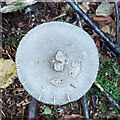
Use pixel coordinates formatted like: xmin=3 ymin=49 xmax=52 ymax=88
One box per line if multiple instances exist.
xmin=75 ymin=0 xmax=82 ymax=28
xmin=95 ymin=82 xmax=120 ymax=111
xmin=82 ymin=95 xmax=89 ymax=119
xmin=66 ymin=1 xmax=120 ymax=57
xmin=115 ymin=1 xmax=119 ymax=46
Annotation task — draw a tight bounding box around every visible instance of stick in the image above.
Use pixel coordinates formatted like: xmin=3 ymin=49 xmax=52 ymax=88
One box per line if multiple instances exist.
xmin=49 ymin=12 xmax=66 ymax=21
xmin=66 ymin=1 xmax=120 ymax=57
xmin=95 ymin=82 xmax=120 ymax=111
xmin=115 ymin=1 xmax=119 ymax=46
xmin=5 ymin=50 xmax=11 ymax=59
xmin=91 ymin=94 xmax=97 ymax=113
xmin=82 ymin=95 xmax=89 ymax=119
xmin=74 ymin=1 xmax=82 ymax=28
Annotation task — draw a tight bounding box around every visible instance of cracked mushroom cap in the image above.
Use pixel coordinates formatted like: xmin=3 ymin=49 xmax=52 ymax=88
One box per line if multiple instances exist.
xmin=16 ymin=22 xmax=99 ymax=105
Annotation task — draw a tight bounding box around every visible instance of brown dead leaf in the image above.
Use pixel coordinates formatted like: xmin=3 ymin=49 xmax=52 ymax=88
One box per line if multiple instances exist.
xmin=74 ymin=103 xmax=78 ymax=108
xmin=22 ymin=108 xmax=24 ymax=116
xmin=65 ymin=4 xmax=73 ymax=17
xmin=102 ymin=24 xmax=116 ymax=36
xmin=94 ymin=39 xmax=100 ymax=50
xmin=93 ymin=16 xmax=113 ymax=24
xmin=68 ymin=7 xmax=74 ymax=17
xmin=102 ymin=25 xmax=111 ymax=34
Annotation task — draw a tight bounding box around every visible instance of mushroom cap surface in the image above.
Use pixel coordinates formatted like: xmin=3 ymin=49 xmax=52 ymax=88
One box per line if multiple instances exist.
xmin=16 ymin=22 xmax=99 ymax=105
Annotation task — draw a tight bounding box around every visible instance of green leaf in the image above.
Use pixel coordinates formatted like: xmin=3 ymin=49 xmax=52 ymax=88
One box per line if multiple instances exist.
xmin=13 ymin=1 xmax=22 ymax=6
xmin=44 ymin=107 xmax=52 ymax=115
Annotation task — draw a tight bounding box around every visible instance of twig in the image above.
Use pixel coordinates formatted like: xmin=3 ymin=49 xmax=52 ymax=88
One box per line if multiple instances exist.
xmin=95 ymin=82 xmax=120 ymax=111
xmin=11 ymin=47 xmax=16 ymax=52
xmin=1 ymin=110 xmax=5 ymax=116
xmin=82 ymin=95 xmax=89 ymax=119
xmin=104 ymin=43 xmax=117 ymax=57
xmin=66 ymin=1 xmax=120 ymax=57
xmin=0 ymin=98 xmax=5 ymax=105
xmin=5 ymin=50 xmax=12 ymax=59
xmin=13 ymin=45 xmax=17 ymax=48
xmin=115 ymin=1 xmax=119 ymax=46
xmin=0 ymin=25 xmax=8 ymax=32
xmin=91 ymin=95 xmax=97 ymax=113
xmin=78 ymin=99 xmax=82 ymax=115
xmin=49 ymin=12 xmax=67 ymax=21
xmin=74 ymin=1 xmax=82 ymax=28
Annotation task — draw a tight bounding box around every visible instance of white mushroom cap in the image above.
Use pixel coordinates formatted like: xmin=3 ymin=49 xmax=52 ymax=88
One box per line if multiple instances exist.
xmin=16 ymin=22 xmax=99 ymax=105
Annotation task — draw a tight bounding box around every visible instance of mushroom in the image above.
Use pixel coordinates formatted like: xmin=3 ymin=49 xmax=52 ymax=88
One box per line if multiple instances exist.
xmin=16 ymin=22 xmax=99 ymax=105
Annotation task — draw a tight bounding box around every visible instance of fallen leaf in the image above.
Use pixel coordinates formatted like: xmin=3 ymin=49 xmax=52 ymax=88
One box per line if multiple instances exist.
xmin=93 ymin=16 xmax=113 ymax=24
xmin=101 ymin=24 xmax=116 ymax=36
xmin=0 ymin=58 xmax=17 ymax=89
xmin=68 ymin=7 xmax=74 ymax=17
xmin=96 ymin=2 xmax=114 ymax=17
xmin=81 ymin=2 xmax=90 ymax=11
xmin=78 ymin=4 xmax=87 ymax=13
xmin=94 ymin=39 xmax=100 ymax=49
xmin=64 ymin=114 xmax=85 ymax=119
xmin=65 ymin=4 xmax=73 ymax=17
xmin=102 ymin=25 xmax=111 ymax=34
xmin=44 ymin=107 xmax=52 ymax=115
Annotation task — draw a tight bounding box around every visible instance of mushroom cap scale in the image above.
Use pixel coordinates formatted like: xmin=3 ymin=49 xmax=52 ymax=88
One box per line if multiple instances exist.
xmin=16 ymin=22 xmax=99 ymax=105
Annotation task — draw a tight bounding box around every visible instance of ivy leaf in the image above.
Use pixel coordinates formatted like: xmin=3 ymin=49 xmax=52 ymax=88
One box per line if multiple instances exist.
xmin=44 ymin=107 xmax=52 ymax=115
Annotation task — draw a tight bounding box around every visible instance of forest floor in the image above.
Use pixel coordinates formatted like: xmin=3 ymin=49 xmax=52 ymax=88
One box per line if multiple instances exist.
xmin=1 ymin=2 xmax=120 ymax=120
